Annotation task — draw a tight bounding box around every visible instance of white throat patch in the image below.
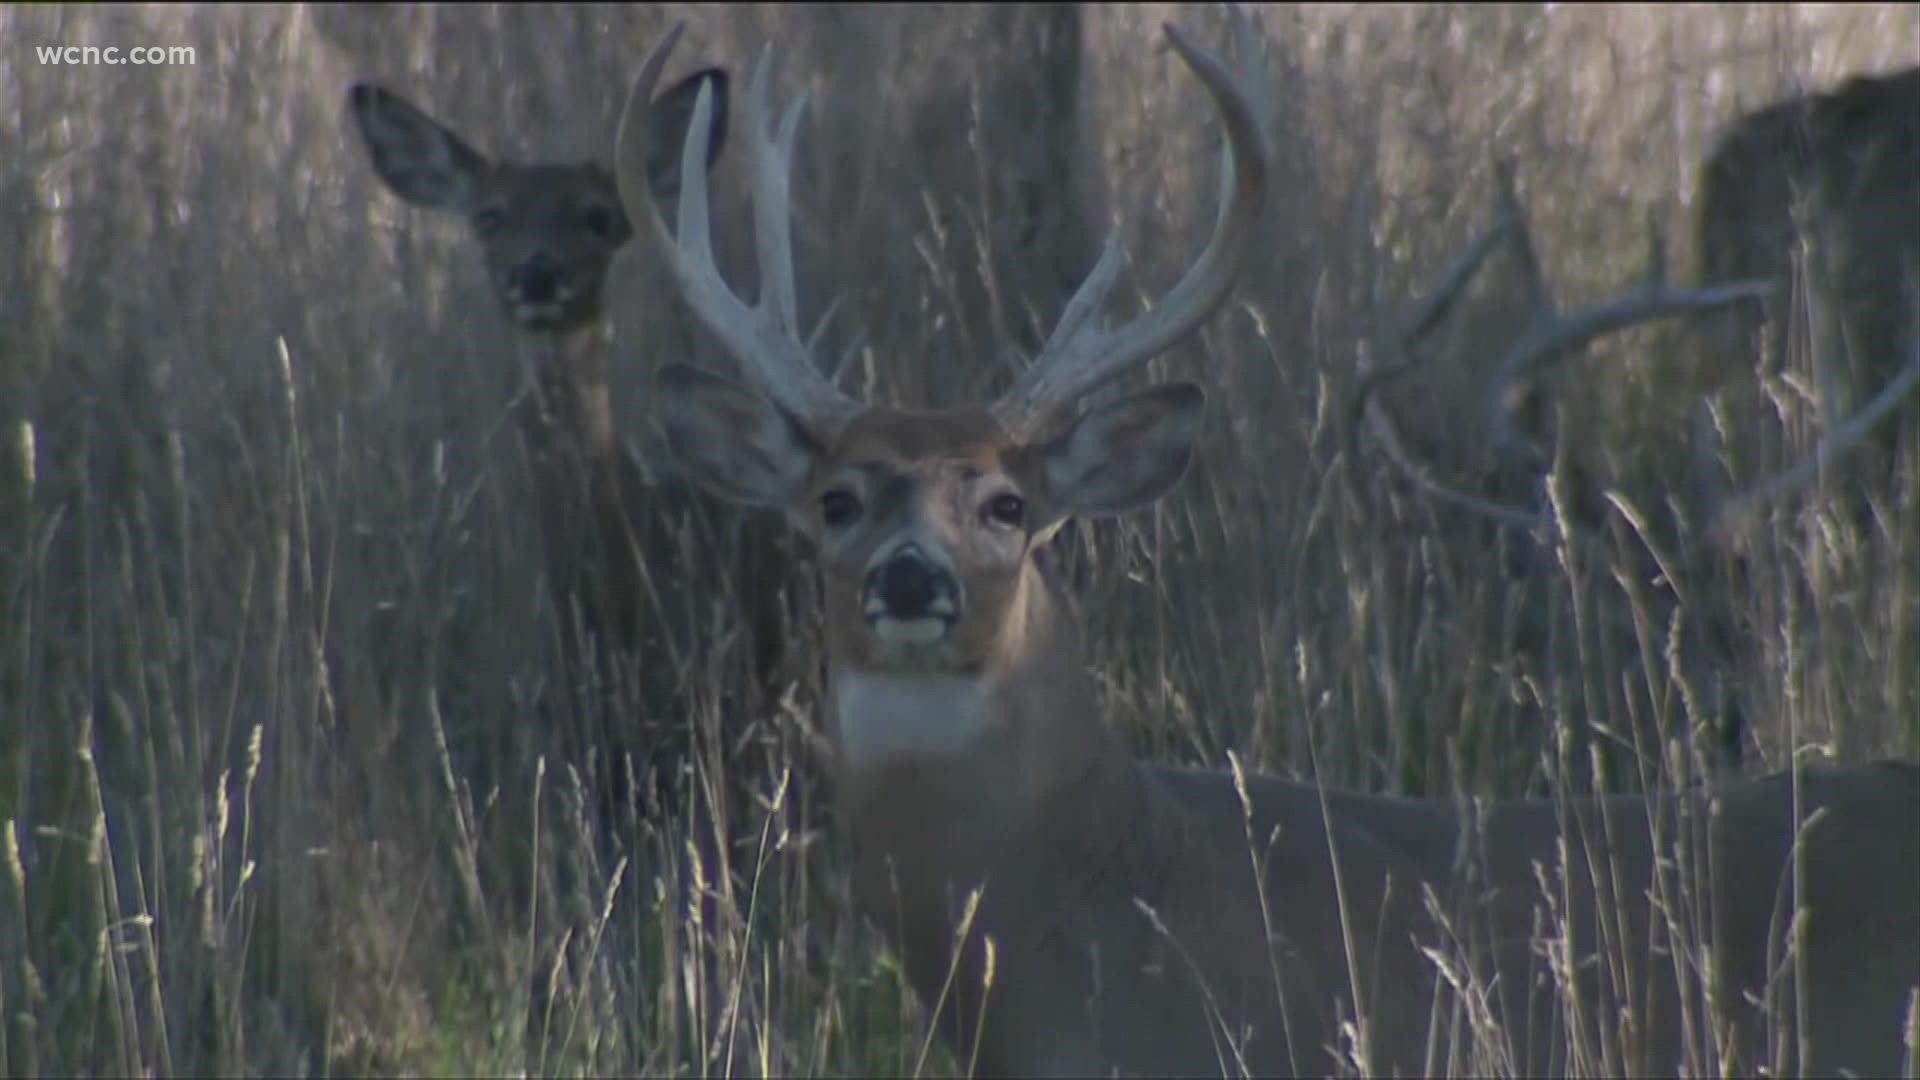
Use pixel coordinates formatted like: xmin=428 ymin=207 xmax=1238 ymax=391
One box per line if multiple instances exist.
xmin=834 ymin=670 xmax=995 ymax=766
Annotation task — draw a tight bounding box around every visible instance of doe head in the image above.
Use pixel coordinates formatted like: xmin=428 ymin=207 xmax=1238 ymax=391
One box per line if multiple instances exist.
xmin=348 ymin=67 xmax=728 ymax=333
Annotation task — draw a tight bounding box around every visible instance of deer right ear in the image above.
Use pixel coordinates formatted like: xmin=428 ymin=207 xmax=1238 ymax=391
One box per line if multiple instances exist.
xmin=656 ymin=363 xmax=816 ymax=509
xmin=644 ymin=68 xmax=730 ymax=198
xmin=347 ymin=83 xmax=493 ymax=212
xmin=1023 ymin=382 xmax=1207 ymax=524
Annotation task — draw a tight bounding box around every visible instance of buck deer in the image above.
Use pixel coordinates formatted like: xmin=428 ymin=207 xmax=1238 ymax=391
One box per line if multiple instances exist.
xmin=1347 ymin=165 xmax=1788 ymax=782
xmin=618 ymin=13 xmax=1920 ymax=1077
xmin=1352 ymin=128 xmax=1920 ymax=774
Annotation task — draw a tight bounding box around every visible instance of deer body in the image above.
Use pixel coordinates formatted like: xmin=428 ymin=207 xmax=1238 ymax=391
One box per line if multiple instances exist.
xmin=828 ymin=492 xmax=1919 ymax=1076
xmin=613 ymin=14 xmax=1920 ymax=1077
xmin=347 ymin=68 xmax=817 ymax=1071
xmin=1695 ymin=65 xmax=1920 ymax=512
xmin=348 ymin=70 xmax=798 ymax=810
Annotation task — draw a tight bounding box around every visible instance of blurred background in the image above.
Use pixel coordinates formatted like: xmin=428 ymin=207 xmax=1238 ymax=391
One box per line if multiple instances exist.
xmin=2 ymin=3 xmax=1915 ymax=1075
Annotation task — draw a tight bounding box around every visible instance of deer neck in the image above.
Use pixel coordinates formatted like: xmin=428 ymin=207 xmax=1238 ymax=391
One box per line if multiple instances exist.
xmin=515 ymin=320 xmax=622 ymax=478
xmin=831 ymin=558 xmax=1150 ymax=963
xmin=511 ymin=319 xmax=646 ymax=651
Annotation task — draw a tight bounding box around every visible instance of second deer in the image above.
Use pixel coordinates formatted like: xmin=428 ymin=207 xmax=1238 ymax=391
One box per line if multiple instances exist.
xmin=1695 ymin=65 xmax=1920 ymax=519
xmin=347 ymin=64 xmax=798 ymax=911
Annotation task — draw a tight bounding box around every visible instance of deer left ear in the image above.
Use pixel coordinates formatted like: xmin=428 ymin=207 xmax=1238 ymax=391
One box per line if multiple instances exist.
xmin=347 ymin=83 xmax=494 ymax=212
xmin=655 ymin=363 xmax=818 ymax=510
xmin=1020 ymin=382 xmax=1206 ymax=525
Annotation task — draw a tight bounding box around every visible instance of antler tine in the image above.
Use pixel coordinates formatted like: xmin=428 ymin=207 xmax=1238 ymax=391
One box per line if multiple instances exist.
xmin=748 ymin=46 xmax=808 ymax=347
xmin=1709 ymin=332 xmax=1920 ymax=541
xmin=1347 ymin=207 xmax=1518 ymax=452
xmin=615 ymin=24 xmax=684 ymax=212
xmin=1482 ymin=205 xmax=1777 ymax=459
xmin=616 ymin=27 xmax=859 ymax=433
xmin=992 ymin=4 xmax=1270 ymax=435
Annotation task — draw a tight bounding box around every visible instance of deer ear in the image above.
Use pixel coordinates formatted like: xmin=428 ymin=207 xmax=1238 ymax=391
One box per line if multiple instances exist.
xmin=1022 ymin=383 xmax=1206 ymax=525
xmin=645 ymin=68 xmax=730 ymax=198
xmin=655 ymin=363 xmax=816 ymax=509
xmin=347 ymin=83 xmax=493 ymax=212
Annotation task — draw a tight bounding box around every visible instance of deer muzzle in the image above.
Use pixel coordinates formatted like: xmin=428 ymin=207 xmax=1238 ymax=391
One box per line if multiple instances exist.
xmin=506 ymin=253 xmax=581 ymax=326
xmin=863 ymin=543 xmax=961 ymax=646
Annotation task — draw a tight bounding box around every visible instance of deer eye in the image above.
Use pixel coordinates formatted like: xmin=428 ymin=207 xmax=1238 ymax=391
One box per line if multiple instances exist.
xmin=582 ymin=205 xmax=617 ymax=239
xmin=983 ymin=492 xmax=1026 ymax=529
xmin=820 ymin=489 xmax=862 ymax=528
xmin=472 ymin=206 xmax=508 ymax=237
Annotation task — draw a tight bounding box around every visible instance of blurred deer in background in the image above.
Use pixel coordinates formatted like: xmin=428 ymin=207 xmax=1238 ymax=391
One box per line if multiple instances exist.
xmin=1689 ymin=65 xmax=1920 ymax=749
xmin=618 ymin=9 xmax=1920 ymax=1076
xmin=1693 ymin=65 xmax=1920 ymax=523
xmin=1448 ymin=65 xmax=1920 ymax=767
xmin=346 ymin=61 xmax=801 ymax=1006
xmin=1350 ymin=163 xmax=1778 ymax=785
xmin=1352 ymin=65 xmax=1920 ymax=778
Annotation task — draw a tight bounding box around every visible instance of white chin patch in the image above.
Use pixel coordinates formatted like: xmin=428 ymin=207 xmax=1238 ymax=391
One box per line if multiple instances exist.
xmin=871 ymin=616 xmax=951 ymax=647
xmin=834 ymin=671 xmax=992 ymax=765
xmin=513 ymin=301 xmax=565 ymax=323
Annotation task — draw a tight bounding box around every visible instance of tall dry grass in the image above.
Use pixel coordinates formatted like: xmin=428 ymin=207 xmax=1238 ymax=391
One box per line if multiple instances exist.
xmin=2 ymin=3 xmax=1915 ymax=1075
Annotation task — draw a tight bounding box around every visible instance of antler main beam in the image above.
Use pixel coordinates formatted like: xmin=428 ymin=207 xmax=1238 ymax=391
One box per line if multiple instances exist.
xmin=1709 ymin=334 xmax=1920 ymax=538
xmin=1469 ymin=161 xmax=1778 ymax=459
xmin=1353 ymin=162 xmax=1782 ymax=543
xmin=616 ymin=24 xmax=860 ymax=432
xmin=990 ymin=7 xmax=1271 ymax=435
xmin=620 ymin=10 xmax=1268 ymax=437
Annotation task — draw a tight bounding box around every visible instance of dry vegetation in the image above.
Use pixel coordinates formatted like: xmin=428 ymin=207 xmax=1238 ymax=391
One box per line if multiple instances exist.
xmin=2 ymin=3 xmax=1916 ymax=1076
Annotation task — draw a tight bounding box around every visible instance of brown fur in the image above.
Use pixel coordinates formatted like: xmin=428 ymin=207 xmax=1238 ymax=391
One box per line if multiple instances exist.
xmin=659 ymin=353 xmax=1919 ymax=1079
xmin=849 ymin=598 xmax=1919 ymax=1075
xmin=348 ymin=71 xmax=817 ymax=1072
xmin=636 ymin=16 xmax=1917 ymax=1075
xmin=1694 ymin=65 xmax=1920 ymax=498
xmin=346 ymin=75 xmax=798 ymax=861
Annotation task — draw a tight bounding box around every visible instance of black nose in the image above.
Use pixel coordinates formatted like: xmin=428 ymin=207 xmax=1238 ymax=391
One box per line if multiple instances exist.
xmin=877 ymin=556 xmax=936 ymax=617
xmin=867 ymin=551 xmax=955 ymax=620
xmin=511 ymin=255 xmax=560 ymax=303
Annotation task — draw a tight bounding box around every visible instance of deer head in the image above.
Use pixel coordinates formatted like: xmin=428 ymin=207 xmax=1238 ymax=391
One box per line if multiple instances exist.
xmin=348 ymin=68 xmax=728 ymax=335
xmin=615 ymin=19 xmax=1265 ymax=746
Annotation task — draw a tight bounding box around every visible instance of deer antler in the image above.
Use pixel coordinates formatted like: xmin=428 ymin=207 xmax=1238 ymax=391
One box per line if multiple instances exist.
xmin=1348 ymin=206 xmax=1518 ymax=473
xmin=1708 ymin=334 xmax=1920 ymax=539
xmin=990 ymin=6 xmax=1271 ymax=436
xmin=1355 ymin=161 xmax=1780 ymax=541
xmin=616 ymin=25 xmax=860 ymax=434
xmin=1481 ymin=210 xmax=1777 ymax=465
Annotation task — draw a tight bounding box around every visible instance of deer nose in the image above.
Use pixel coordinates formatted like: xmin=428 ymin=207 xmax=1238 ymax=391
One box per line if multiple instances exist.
xmin=864 ymin=547 xmax=960 ymax=623
xmin=510 ymin=255 xmax=561 ymax=304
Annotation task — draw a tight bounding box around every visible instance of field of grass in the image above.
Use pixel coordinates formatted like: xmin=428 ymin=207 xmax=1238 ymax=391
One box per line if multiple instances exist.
xmin=2 ymin=4 xmax=1916 ymax=1075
